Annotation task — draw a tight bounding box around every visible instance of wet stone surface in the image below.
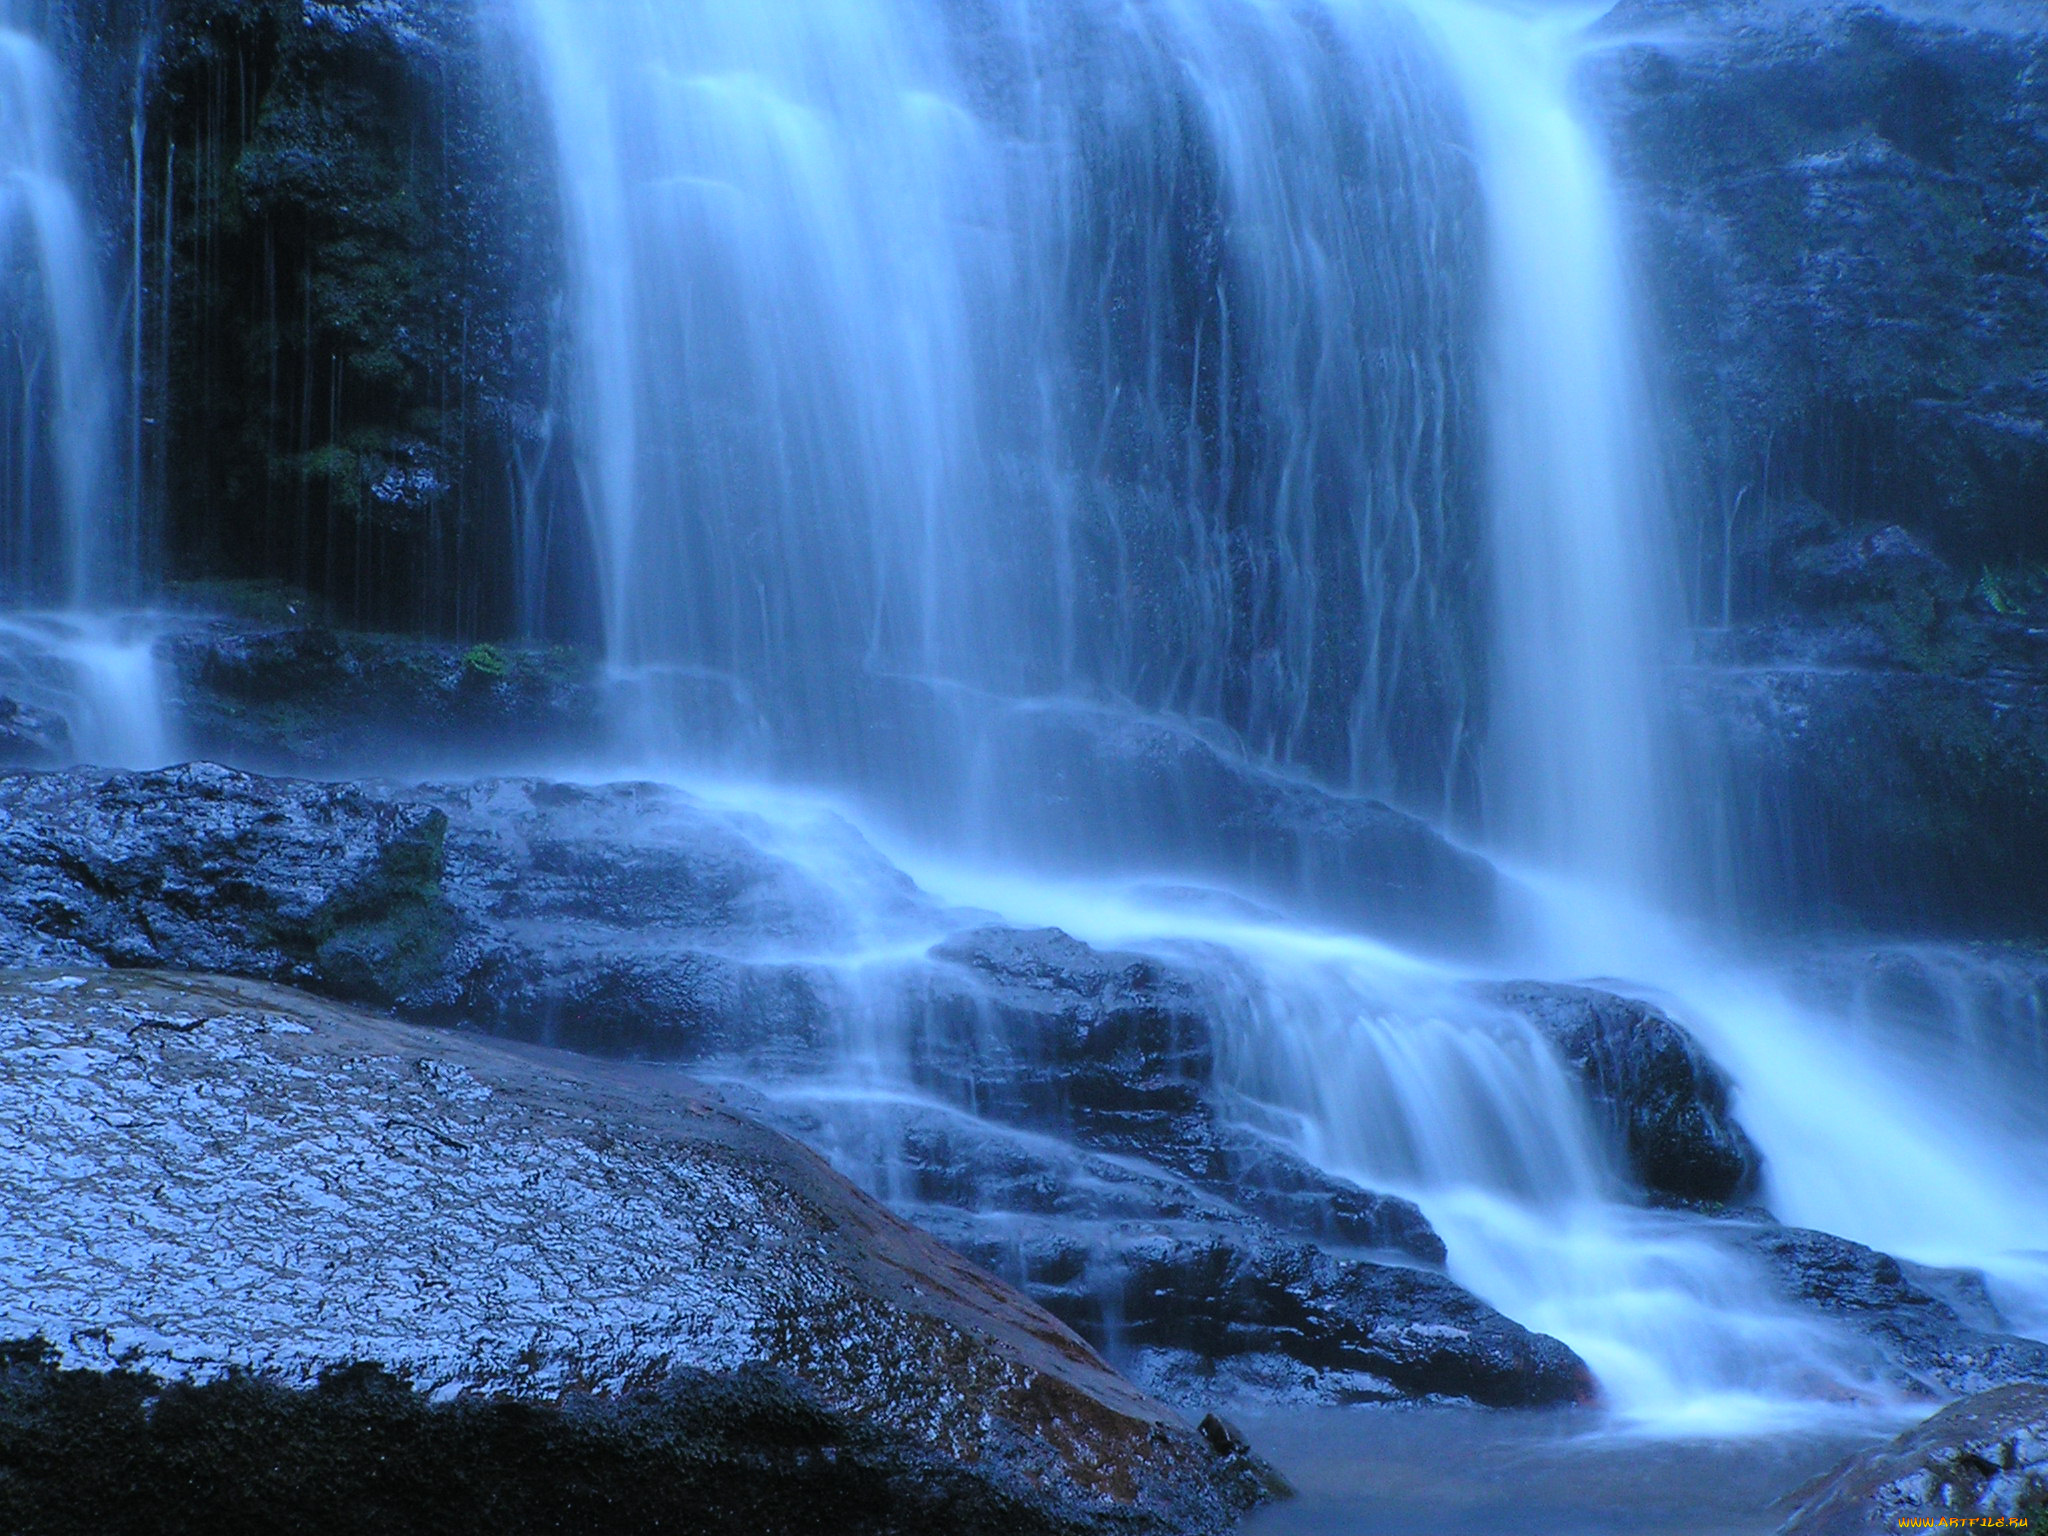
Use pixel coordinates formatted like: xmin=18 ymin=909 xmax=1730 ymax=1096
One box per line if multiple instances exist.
xmin=0 ymin=967 xmax=1267 ymax=1535
xmin=1781 ymin=1382 xmax=2048 ymax=1535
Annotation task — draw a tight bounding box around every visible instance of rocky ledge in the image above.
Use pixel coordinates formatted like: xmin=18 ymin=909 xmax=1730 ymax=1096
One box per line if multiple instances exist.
xmin=0 ymin=968 xmax=1272 ymax=1534
xmin=165 ymin=621 xmax=604 ymax=773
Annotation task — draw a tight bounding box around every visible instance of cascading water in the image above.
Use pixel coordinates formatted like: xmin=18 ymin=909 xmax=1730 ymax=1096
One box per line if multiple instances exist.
xmin=512 ymin=0 xmax=2048 ymax=1434
xmin=0 ymin=10 xmax=114 ymax=606
xmin=0 ymin=2 xmax=167 ymax=766
xmin=1411 ymin=0 xmax=1674 ymax=906
xmin=520 ymin=0 xmax=1486 ymax=820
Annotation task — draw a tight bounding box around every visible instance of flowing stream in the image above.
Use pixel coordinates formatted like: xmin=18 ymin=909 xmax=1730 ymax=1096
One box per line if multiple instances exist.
xmin=504 ymin=0 xmax=2047 ymax=1436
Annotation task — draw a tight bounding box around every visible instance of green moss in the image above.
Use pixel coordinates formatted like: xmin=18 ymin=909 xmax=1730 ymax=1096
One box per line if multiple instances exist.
xmin=309 ymin=808 xmax=457 ymax=1007
xmin=462 ymin=643 xmax=509 ymax=679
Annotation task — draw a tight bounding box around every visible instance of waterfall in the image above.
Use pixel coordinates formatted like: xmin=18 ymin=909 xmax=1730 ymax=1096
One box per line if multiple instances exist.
xmin=1409 ymin=0 xmax=1675 ymax=903
xmin=0 ymin=3 xmax=168 ymax=768
xmin=519 ymin=0 xmax=1486 ymax=821
xmin=0 ymin=12 xmax=116 ymax=605
xmin=511 ymin=0 xmax=2048 ymax=1428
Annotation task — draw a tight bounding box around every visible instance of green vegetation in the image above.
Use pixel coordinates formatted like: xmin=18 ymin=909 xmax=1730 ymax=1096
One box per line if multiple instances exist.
xmin=462 ymin=642 xmax=509 ymax=678
xmin=151 ymin=0 xmax=558 ymax=637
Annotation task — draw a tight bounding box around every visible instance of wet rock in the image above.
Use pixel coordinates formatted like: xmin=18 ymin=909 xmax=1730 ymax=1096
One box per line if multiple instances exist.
xmin=145 ymin=0 xmax=561 ymax=635
xmin=0 ymin=697 xmax=68 ymax=768
xmin=0 ymin=968 xmax=1268 ymax=1535
xmin=0 ymin=764 xmax=1573 ymax=1410
xmin=1681 ymin=659 xmax=2048 ymax=934
xmin=1589 ymin=0 xmax=2048 ymax=934
xmin=0 ymin=763 xmax=455 ymax=1006
xmin=168 ymin=622 xmax=603 ymax=771
xmin=1733 ymin=1222 xmax=2048 ymax=1397
xmin=925 ymin=1202 xmax=1594 ymax=1412
xmin=1779 ymin=1382 xmax=2048 ymax=1535
xmin=1495 ymin=982 xmax=1763 ymax=1203
xmin=1593 ymin=0 xmax=2048 ymax=572
xmin=922 ymin=925 xmax=1445 ymax=1262
xmin=167 ymin=630 xmax=1498 ymax=956
xmin=782 ymin=1099 xmax=1582 ymax=1411
xmin=405 ymin=776 xmax=944 ymax=1056
xmin=1107 ymin=1232 xmax=1596 ymax=1409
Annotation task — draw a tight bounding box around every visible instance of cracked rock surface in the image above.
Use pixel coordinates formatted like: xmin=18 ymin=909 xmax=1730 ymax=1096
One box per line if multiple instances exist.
xmin=0 ymin=967 xmax=1266 ymax=1534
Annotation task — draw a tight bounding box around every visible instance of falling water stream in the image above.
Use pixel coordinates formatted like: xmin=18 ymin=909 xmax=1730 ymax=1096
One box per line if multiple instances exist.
xmin=505 ymin=0 xmax=2048 ymax=1446
xmin=0 ymin=3 xmax=168 ymax=766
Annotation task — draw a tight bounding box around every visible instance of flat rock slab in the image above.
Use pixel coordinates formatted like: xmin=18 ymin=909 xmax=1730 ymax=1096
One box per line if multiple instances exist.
xmin=0 ymin=968 xmax=1262 ymax=1533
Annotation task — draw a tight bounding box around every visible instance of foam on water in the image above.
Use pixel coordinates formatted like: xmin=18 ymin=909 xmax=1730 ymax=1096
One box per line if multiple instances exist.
xmin=0 ymin=610 xmax=173 ymax=768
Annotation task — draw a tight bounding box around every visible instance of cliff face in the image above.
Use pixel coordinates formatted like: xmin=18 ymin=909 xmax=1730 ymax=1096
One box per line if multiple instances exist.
xmin=48 ymin=0 xmax=2047 ymax=933
xmin=141 ymin=0 xmax=576 ymax=638
xmin=1595 ymin=0 xmax=2048 ymax=571
xmin=1589 ymin=0 xmax=2048 ymax=933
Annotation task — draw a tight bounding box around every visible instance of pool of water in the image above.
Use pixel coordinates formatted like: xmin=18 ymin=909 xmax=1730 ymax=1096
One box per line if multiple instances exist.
xmin=1236 ymin=1405 xmax=1901 ymax=1535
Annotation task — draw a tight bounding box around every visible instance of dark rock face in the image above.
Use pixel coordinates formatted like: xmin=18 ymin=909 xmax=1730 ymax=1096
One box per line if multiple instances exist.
xmin=167 ymin=622 xmax=603 ymax=771
xmin=0 ymin=764 xmax=454 ymax=1005
xmin=1780 ymin=1382 xmax=2048 ymax=1536
xmin=1595 ymin=0 xmax=2048 ymax=573
xmin=1734 ymin=1222 xmax=2048 ymax=1397
xmin=1495 ymin=982 xmax=1763 ymax=1203
xmin=143 ymin=0 xmax=571 ymax=638
xmin=1589 ymin=0 xmax=2048 ymax=934
xmin=1683 ymin=655 xmax=2048 ymax=933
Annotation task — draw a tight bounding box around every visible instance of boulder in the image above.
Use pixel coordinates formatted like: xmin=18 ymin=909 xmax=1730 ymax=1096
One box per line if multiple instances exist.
xmin=1779 ymin=1382 xmax=2048 ymax=1535
xmin=921 ymin=925 xmax=1445 ymax=1262
xmin=0 ymin=763 xmax=455 ymax=1005
xmin=0 ymin=967 xmax=1268 ymax=1535
xmin=1103 ymin=1232 xmax=1597 ymax=1410
xmin=1734 ymin=1222 xmax=2048 ymax=1398
xmin=411 ymin=776 xmax=907 ymax=1055
xmin=1494 ymin=982 xmax=1763 ymax=1203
